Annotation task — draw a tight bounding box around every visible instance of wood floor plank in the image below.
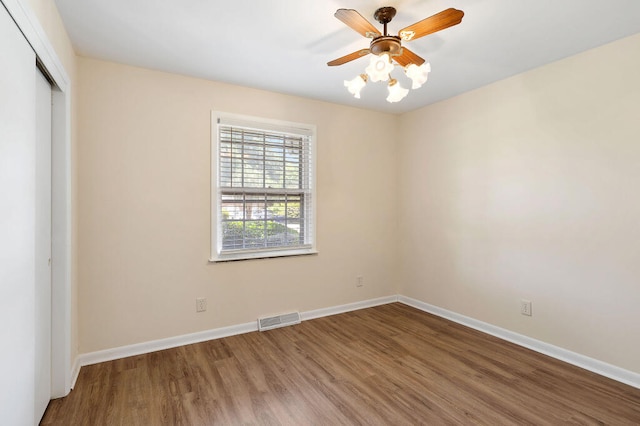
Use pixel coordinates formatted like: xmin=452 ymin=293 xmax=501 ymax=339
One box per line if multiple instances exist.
xmin=41 ymin=303 xmax=640 ymax=425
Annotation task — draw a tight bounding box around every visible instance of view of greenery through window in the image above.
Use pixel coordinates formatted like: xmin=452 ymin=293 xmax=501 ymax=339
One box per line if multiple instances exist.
xmin=219 ymin=127 xmax=308 ymax=251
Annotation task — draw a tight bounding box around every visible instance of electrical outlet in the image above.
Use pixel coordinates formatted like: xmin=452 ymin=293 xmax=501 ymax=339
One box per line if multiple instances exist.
xmin=196 ymin=297 xmax=207 ymax=313
xmin=356 ymin=276 xmax=364 ymax=288
xmin=520 ymin=299 xmax=532 ymax=316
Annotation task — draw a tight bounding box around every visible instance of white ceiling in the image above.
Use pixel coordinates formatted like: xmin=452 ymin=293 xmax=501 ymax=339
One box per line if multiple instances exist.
xmin=53 ymin=0 xmax=640 ymax=114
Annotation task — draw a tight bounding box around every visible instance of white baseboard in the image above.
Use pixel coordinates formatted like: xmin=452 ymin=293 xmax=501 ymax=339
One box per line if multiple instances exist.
xmin=76 ymin=321 xmax=257 ymax=368
xmin=75 ymin=295 xmax=399 ymax=370
xmin=398 ymin=295 xmax=640 ymax=390
xmin=301 ymin=295 xmax=398 ymax=321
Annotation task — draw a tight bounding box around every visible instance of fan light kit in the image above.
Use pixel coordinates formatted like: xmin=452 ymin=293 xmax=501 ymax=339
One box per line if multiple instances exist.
xmin=328 ymin=6 xmax=464 ymax=103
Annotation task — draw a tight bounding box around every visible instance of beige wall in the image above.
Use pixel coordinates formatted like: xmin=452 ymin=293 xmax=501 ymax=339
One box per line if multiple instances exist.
xmin=77 ymin=58 xmax=399 ymax=353
xmin=75 ymin=27 xmax=639 ymax=375
xmin=398 ymin=33 xmax=640 ymax=373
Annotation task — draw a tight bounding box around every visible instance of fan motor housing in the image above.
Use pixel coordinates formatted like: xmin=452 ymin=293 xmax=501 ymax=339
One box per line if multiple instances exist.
xmin=370 ymin=36 xmax=402 ymax=56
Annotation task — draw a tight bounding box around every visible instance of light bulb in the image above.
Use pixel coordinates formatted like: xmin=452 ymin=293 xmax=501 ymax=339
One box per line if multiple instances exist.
xmin=386 ymin=78 xmax=409 ymax=103
xmin=405 ymin=62 xmax=431 ymax=89
xmin=365 ymin=53 xmax=393 ymax=82
xmin=344 ymin=74 xmax=368 ymax=99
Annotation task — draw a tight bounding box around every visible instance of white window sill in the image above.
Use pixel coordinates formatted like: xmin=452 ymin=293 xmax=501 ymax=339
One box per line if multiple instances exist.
xmin=209 ymin=248 xmax=318 ymax=263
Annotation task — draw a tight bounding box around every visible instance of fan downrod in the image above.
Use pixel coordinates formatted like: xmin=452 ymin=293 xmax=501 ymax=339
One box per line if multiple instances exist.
xmin=370 ymin=7 xmax=400 ymax=54
xmin=374 ymin=6 xmax=396 ymax=36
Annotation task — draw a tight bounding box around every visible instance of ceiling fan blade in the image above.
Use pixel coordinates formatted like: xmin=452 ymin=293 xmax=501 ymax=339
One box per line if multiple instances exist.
xmin=327 ymin=49 xmax=371 ymax=66
xmin=335 ymin=9 xmax=381 ymax=38
xmin=393 ymin=47 xmax=426 ymax=67
xmin=399 ymin=8 xmax=464 ymax=42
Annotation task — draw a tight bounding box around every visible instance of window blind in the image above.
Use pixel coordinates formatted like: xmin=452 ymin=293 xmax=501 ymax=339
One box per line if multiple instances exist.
xmin=212 ymin=113 xmax=316 ymax=260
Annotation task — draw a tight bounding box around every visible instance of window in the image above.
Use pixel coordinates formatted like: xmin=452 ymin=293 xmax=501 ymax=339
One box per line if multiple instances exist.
xmin=211 ymin=112 xmax=316 ymax=262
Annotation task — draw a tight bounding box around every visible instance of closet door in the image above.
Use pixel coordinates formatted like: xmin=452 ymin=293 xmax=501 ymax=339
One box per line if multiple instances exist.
xmin=0 ymin=3 xmax=37 ymax=425
xmin=34 ymin=68 xmax=52 ymax=422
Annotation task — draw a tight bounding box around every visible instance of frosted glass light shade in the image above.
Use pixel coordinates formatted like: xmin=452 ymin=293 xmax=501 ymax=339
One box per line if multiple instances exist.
xmin=365 ymin=53 xmax=393 ymax=82
xmin=386 ymin=78 xmax=409 ymax=103
xmin=405 ymin=62 xmax=431 ymax=89
xmin=344 ymin=74 xmax=368 ymax=98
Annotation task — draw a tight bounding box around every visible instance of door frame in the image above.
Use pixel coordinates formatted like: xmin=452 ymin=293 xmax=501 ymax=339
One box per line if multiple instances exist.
xmin=2 ymin=0 xmax=72 ymax=397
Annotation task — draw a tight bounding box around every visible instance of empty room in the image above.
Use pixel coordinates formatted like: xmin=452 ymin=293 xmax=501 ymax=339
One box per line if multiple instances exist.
xmin=1 ymin=0 xmax=640 ymax=424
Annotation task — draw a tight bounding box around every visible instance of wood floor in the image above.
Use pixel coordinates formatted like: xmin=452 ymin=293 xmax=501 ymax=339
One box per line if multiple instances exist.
xmin=42 ymin=303 xmax=640 ymax=425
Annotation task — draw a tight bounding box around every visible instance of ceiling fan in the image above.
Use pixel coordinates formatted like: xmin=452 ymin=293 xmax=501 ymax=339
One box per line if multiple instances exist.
xmin=328 ymin=6 xmax=464 ymax=102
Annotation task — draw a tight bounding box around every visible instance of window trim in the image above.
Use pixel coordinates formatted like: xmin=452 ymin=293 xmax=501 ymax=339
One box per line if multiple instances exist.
xmin=210 ymin=111 xmax=317 ymax=262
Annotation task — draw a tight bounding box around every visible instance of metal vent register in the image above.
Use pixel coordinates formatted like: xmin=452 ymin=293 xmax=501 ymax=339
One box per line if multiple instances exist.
xmin=258 ymin=312 xmax=301 ymax=331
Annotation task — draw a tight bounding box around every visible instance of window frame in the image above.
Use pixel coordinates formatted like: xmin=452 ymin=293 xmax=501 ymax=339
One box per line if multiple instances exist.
xmin=210 ymin=111 xmax=317 ymax=262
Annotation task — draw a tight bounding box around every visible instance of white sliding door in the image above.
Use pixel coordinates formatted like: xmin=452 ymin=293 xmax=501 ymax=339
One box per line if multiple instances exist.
xmin=34 ymin=68 xmax=53 ymax=422
xmin=0 ymin=2 xmax=38 ymax=425
xmin=2 ymin=0 xmax=74 ymax=410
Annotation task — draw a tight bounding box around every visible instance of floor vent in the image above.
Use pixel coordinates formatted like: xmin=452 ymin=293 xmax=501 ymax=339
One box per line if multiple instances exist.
xmin=258 ymin=312 xmax=301 ymax=331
